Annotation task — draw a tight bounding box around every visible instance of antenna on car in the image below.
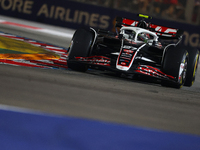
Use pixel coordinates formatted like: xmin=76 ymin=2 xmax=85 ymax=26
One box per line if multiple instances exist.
xmin=137 ymin=14 xmax=152 ymax=19
xmin=137 ymin=14 xmax=152 ymax=29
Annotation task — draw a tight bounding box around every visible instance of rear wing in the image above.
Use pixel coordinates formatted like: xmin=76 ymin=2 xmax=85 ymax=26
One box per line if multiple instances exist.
xmin=116 ymin=17 xmax=184 ymax=39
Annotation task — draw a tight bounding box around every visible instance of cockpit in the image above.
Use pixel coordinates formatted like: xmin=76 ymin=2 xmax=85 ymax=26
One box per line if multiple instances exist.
xmin=123 ymin=29 xmax=136 ymax=40
xmin=120 ymin=26 xmax=158 ymax=45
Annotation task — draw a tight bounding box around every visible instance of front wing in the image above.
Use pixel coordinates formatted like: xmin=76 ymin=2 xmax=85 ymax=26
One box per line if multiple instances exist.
xmin=73 ymin=56 xmax=176 ymax=82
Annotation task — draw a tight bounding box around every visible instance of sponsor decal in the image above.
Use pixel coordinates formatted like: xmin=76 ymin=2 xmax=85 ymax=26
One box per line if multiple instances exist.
xmin=123 ymin=49 xmax=134 ymax=53
xmin=0 ymin=0 xmax=34 ymax=14
xmin=121 ymin=62 xmax=126 ymax=66
xmin=75 ymin=56 xmax=111 ymax=66
xmin=37 ymin=5 xmax=110 ymax=29
xmin=150 ymin=24 xmax=177 ymax=37
xmin=183 ymin=32 xmax=200 ymax=48
xmin=0 ymin=0 xmax=110 ymax=29
xmin=117 ymin=44 xmax=145 ymax=71
xmin=123 ymin=45 xmax=137 ymax=50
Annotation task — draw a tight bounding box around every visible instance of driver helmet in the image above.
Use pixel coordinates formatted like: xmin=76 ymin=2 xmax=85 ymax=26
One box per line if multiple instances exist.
xmin=138 ymin=33 xmax=149 ymax=42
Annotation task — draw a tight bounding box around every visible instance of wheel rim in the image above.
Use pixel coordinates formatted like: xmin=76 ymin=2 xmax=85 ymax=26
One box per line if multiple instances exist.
xmin=178 ymin=54 xmax=188 ymax=86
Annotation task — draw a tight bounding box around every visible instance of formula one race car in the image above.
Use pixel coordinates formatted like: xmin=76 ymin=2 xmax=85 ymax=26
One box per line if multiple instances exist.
xmin=67 ymin=14 xmax=199 ymax=88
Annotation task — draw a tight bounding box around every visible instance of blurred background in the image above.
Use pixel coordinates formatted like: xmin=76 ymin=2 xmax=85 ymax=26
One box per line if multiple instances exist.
xmin=0 ymin=0 xmax=200 ymax=48
xmin=70 ymin=0 xmax=200 ymax=25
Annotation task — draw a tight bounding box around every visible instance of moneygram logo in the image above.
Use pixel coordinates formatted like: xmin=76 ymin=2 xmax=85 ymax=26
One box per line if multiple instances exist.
xmin=183 ymin=32 xmax=200 ymax=48
xmin=0 ymin=0 xmax=111 ymax=29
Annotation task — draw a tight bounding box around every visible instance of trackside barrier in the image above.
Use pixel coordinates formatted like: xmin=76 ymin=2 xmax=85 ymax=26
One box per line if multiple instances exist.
xmin=0 ymin=108 xmax=200 ymax=150
xmin=0 ymin=0 xmax=200 ymax=49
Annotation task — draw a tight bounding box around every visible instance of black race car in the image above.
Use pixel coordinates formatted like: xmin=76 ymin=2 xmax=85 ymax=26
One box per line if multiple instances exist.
xmin=67 ymin=14 xmax=199 ymax=88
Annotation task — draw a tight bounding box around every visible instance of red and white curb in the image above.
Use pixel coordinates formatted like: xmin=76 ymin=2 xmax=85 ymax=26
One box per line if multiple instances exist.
xmin=0 ymin=32 xmax=69 ymax=69
xmin=0 ymin=19 xmax=75 ymax=69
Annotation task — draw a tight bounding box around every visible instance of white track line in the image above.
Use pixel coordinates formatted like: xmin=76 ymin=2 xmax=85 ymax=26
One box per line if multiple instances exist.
xmin=0 ymin=19 xmax=73 ymax=38
xmin=0 ymin=104 xmax=63 ymax=118
xmin=37 ymin=28 xmax=73 ymax=38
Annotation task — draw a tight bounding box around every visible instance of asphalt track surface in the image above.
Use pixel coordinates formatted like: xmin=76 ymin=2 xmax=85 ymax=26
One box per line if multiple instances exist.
xmin=0 ymin=16 xmax=200 ymax=135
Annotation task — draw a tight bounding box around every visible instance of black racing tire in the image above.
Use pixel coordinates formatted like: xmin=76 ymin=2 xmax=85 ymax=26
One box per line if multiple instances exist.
xmin=184 ymin=49 xmax=199 ymax=87
xmin=161 ymin=46 xmax=188 ymax=89
xmin=67 ymin=28 xmax=94 ymax=72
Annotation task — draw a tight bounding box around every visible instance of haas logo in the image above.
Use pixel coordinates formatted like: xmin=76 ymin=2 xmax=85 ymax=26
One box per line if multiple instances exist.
xmin=165 ymin=28 xmax=177 ymax=34
xmin=155 ymin=26 xmax=162 ymax=32
xmin=154 ymin=26 xmax=177 ymax=34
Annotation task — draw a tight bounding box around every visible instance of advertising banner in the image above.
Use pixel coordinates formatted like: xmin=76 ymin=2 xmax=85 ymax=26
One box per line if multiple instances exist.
xmin=0 ymin=0 xmax=200 ymax=48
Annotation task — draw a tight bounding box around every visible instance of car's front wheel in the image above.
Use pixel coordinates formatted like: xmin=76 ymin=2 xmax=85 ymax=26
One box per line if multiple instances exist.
xmin=67 ymin=28 xmax=94 ymax=72
xmin=161 ymin=46 xmax=188 ymax=88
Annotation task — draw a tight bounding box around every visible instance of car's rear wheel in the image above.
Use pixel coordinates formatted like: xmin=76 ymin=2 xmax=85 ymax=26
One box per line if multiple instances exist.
xmin=161 ymin=46 xmax=188 ymax=88
xmin=184 ymin=49 xmax=199 ymax=86
xmin=67 ymin=28 xmax=94 ymax=72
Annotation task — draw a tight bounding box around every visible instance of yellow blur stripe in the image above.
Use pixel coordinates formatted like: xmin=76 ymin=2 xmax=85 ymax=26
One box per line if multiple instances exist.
xmin=193 ymin=54 xmax=199 ymax=77
xmin=0 ymin=36 xmax=60 ymax=60
xmin=0 ymin=36 xmax=48 ymax=54
xmin=0 ymin=54 xmax=59 ymax=60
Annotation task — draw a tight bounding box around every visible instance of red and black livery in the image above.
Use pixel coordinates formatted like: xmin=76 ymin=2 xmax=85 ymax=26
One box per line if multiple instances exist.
xmin=67 ymin=14 xmax=199 ymax=88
